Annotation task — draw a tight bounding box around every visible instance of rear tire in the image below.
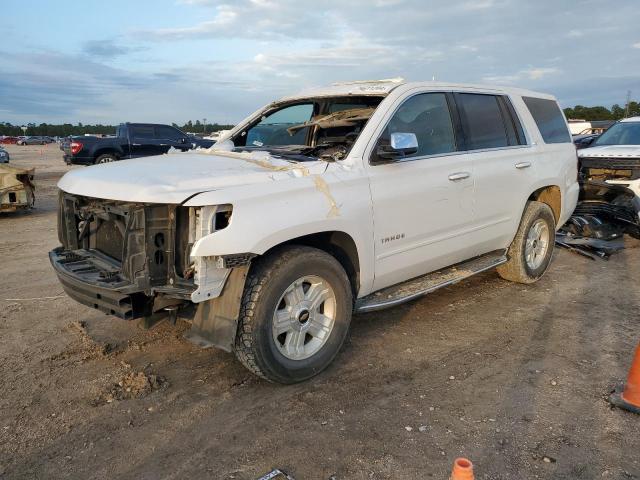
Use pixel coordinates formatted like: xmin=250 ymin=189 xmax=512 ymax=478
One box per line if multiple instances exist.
xmin=95 ymin=153 xmax=117 ymax=164
xmin=497 ymin=201 xmax=556 ymax=284
xmin=234 ymin=246 xmax=353 ymax=384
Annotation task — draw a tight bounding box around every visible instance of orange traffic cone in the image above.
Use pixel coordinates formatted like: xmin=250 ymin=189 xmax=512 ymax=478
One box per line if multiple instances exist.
xmin=450 ymin=458 xmax=474 ymax=480
xmin=608 ymin=342 xmax=640 ymax=414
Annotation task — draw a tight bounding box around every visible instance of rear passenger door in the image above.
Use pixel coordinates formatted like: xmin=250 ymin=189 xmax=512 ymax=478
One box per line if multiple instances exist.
xmin=452 ymin=92 xmax=534 ymax=255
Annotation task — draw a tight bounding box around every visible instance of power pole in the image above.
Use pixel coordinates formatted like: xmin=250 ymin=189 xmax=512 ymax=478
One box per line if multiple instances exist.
xmin=625 ymin=90 xmax=632 ymax=118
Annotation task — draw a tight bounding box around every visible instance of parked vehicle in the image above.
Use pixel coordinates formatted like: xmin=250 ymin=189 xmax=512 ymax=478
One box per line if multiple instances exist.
xmin=578 ymin=116 xmax=640 ymax=197
xmin=62 ymin=123 xmax=215 ymax=165
xmin=573 ymin=133 xmax=600 ymax=149
xmin=0 ymin=164 xmax=35 ymax=212
xmin=50 ymin=80 xmax=578 ymax=383
xmin=17 ymin=136 xmax=51 ymax=145
xmin=0 ymin=136 xmax=19 ymax=145
xmin=0 ymin=147 xmax=9 ymax=163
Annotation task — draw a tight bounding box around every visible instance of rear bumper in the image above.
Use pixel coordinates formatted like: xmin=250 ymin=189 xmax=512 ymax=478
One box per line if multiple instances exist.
xmin=49 ymin=247 xmax=152 ymax=320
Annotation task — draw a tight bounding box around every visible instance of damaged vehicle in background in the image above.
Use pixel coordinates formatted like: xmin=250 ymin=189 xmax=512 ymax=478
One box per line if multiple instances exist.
xmin=578 ymin=117 xmax=640 ymax=197
xmin=0 ymin=165 xmax=35 ymax=212
xmin=556 ymin=117 xmax=640 ymax=258
xmin=50 ymin=79 xmax=579 ymax=383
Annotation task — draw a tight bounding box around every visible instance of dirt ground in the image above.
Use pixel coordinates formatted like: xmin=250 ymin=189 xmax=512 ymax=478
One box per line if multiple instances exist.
xmin=1 ymin=144 xmax=639 ymax=480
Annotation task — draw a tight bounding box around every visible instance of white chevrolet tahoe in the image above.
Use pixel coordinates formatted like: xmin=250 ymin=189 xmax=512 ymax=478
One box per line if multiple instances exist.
xmin=50 ymin=80 xmax=579 ymax=383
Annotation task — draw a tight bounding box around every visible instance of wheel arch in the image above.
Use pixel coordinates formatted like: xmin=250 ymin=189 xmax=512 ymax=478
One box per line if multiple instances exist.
xmin=93 ymin=148 xmax=120 ymax=160
xmin=528 ymin=185 xmax=561 ymax=224
xmin=261 ymin=231 xmax=361 ymax=297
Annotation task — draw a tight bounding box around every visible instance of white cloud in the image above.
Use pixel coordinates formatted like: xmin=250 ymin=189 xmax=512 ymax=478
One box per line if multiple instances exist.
xmin=483 ymin=67 xmax=560 ymax=84
xmin=461 ymin=0 xmax=494 ymax=10
xmin=633 ymin=42 xmax=640 ymax=49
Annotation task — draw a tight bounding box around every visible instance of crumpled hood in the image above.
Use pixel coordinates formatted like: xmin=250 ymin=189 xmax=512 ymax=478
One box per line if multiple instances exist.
xmin=578 ymin=145 xmax=640 ymax=158
xmin=58 ymin=150 xmax=327 ymax=203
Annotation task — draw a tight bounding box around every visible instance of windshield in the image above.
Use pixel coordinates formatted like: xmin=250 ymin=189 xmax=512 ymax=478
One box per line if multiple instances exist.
xmin=232 ymin=96 xmax=384 ymax=161
xmin=594 ymin=122 xmax=640 ymax=146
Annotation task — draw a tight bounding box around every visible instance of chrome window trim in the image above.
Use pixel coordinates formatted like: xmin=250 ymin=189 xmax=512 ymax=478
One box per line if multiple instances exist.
xmin=368 ymin=89 xmax=533 ymax=166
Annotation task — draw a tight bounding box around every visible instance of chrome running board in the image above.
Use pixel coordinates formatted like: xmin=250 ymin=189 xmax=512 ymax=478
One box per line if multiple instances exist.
xmin=355 ymin=250 xmax=507 ymax=313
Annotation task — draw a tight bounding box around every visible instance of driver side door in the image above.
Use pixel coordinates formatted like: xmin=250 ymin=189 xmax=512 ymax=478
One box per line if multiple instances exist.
xmin=367 ymin=92 xmax=477 ymax=291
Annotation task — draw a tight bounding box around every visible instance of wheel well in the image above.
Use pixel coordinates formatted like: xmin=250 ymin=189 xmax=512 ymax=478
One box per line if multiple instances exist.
xmin=529 ymin=186 xmax=561 ymax=223
xmin=264 ymin=231 xmax=360 ymax=296
xmin=94 ymin=149 xmax=119 ymax=160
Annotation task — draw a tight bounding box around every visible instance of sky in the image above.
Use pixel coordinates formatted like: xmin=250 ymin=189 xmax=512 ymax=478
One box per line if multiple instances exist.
xmin=1 ymin=0 xmax=640 ymax=125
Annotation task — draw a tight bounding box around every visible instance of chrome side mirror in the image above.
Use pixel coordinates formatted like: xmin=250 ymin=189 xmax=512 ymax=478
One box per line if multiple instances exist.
xmin=390 ymin=132 xmax=418 ymax=151
xmin=374 ymin=132 xmax=419 ymax=163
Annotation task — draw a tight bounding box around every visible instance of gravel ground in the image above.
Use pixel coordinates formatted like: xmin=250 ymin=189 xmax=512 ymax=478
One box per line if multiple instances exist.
xmin=1 ymin=144 xmax=639 ymax=480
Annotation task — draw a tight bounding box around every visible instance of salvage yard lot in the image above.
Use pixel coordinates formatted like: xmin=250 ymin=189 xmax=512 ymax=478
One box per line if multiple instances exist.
xmin=1 ymin=144 xmax=640 ymax=479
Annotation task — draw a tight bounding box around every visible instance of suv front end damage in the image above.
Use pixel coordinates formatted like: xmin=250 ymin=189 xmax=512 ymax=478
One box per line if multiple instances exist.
xmin=50 ymin=192 xmax=239 ymax=321
xmin=0 ymin=165 xmax=35 ymax=212
xmin=579 ymin=156 xmax=640 ymax=198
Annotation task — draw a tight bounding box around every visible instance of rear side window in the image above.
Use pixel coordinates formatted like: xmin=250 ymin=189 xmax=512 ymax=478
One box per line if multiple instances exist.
xmin=455 ymin=93 xmax=511 ymax=150
xmin=522 ymin=97 xmax=571 ymax=144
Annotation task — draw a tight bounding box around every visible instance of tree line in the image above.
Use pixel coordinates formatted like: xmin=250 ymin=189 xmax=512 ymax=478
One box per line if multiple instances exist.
xmin=0 ymin=121 xmax=235 ymax=137
xmin=563 ymin=101 xmax=639 ymax=121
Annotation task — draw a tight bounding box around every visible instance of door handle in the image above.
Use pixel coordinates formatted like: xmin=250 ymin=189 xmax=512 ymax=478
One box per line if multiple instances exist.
xmin=132 ymin=143 xmax=141 ymax=146
xmin=515 ymin=162 xmax=531 ymax=169
xmin=448 ymin=172 xmax=470 ymax=181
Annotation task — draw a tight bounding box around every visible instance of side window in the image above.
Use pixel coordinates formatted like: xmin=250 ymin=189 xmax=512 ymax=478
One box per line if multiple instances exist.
xmin=377 ymin=93 xmax=456 ymax=159
xmin=455 ymin=93 xmax=509 ymax=150
xmin=522 ymin=97 xmax=571 ymax=144
xmin=245 ymin=103 xmax=314 ymax=147
xmin=131 ymin=126 xmax=155 ymax=139
xmin=156 ymin=126 xmax=183 ymax=141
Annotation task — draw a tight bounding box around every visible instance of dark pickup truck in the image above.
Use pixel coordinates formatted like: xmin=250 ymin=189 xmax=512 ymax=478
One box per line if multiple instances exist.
xmin=62 ymin=123 xmax=215 ymax=165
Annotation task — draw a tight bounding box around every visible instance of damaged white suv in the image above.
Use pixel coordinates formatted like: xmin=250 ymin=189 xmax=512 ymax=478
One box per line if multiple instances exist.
xmin=51 ymin=80 xmax=579 ymax=383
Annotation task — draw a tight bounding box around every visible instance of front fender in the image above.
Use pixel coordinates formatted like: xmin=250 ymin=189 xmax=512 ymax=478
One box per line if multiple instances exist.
xmin=185 ymin=165 xmax=376 ymax=297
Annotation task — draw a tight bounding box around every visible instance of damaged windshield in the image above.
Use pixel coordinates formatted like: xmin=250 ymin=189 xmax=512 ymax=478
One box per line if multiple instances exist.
xmin=232 ymin=96 xmax=383 ymax=162
xmin=594 ymin=121 xmax=640 ymax=146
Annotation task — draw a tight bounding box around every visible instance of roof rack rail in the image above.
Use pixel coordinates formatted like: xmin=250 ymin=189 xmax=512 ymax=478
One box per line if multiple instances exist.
xmin=332 ymin=77 xmax=405 ymax=86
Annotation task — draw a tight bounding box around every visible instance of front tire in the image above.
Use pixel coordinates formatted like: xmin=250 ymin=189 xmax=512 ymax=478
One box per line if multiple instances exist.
xmin=497 ymin=201 xmax=556 ymax=284
xmin=234 ymin=246 xmax=353 ymax=384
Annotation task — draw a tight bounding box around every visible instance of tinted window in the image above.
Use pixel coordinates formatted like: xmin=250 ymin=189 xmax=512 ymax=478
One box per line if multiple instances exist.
xmin=245 ymin=103 xmax=314 ymax=147
xmin=378 ymin=93 xmax=456 ymax=158
xmin=522 ymin=97 xmax=571 ymax=144
xmin=156 ymin=126 xmax=183 ymax=140
xmin=456 ymin=93 xmax=509 ymax=150
xmin=131 ymin=126 xmax=155 ymax=138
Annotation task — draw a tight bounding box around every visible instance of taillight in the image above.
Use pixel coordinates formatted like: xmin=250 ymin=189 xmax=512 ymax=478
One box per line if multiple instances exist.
xmin=70 ymin=141 xmax=83 ymax=155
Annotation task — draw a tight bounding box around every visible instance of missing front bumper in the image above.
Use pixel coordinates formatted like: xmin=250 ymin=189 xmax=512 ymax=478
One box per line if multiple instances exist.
xmin=49 ymin=247 xmax=152 ymax=320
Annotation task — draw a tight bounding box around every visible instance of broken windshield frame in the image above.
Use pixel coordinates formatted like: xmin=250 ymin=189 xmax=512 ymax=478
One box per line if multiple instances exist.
xmin=231 ymin=96 xmax=385 ymax=161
